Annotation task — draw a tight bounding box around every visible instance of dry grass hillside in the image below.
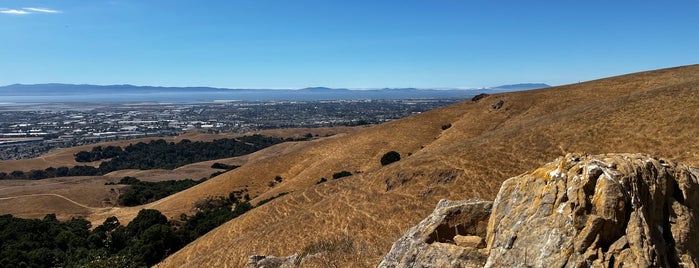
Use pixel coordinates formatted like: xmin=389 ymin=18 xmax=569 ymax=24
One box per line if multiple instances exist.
xmin=0 ymin=127 xmax=359 ymax=221
xmin=150 ymin=64 xmax=699 ymax=267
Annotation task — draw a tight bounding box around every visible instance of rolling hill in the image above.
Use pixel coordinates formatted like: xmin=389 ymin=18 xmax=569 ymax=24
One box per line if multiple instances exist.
xmin=1 ymin=65 xmax=697 ymax=267
xmin=145 ymin=64 xmax=699 ymax=267
xmin=0 ymin=127 xmax=360 ymax=221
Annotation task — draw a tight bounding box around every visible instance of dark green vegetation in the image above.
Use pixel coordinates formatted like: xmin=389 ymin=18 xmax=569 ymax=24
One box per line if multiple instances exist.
xmin=380 ymin=151 xmax=401 ymax=166
xmin=74 ymin=145 xmax=124 ymax=163
xmin=0 ymin=166 xmax=101 ymax=180
xmin=83 ymin=135 xmax=289 ymax=170
xmin=0 ymin=194 xmax=253 ymax=268
xmin=0 ymin=135 xmax=286 ymax=180
xmin=332 ymin=171 xmax=352 ymax=179
xmin=210 ymin=162 xmax=240 ymax=170
xmin=256 ymin=192 xmax=289 ymax=206
xmin=113 ymin=177 xmax=207 ymax=206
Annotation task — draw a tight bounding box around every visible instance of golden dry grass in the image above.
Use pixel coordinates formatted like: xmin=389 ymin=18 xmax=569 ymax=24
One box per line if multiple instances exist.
xmin=0 ymin=127 xmax=360 ymax=222
xmin=3 ymin=65 xmax=699 ymax=267
xmin=0 ymin=127 xmax=365 ymax=223
xmin=151 ymin=64 xmax=699 ymax=267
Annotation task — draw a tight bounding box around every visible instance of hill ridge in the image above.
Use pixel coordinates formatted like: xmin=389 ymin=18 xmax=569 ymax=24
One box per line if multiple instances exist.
xmin=152 ymin=64 xmax=699 ymax=267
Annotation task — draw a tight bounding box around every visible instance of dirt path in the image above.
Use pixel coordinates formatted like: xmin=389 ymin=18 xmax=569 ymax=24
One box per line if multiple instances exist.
xmin=0 ymin=193 xmax=99 ymax=209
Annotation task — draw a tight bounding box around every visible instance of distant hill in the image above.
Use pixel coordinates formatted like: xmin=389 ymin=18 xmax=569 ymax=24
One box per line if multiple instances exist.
xmin=0 ymin=83 xmax=229 ymax=94
xmin=0 ymin=83 xmax=546 ymax=102
xmin=489 ymin=83 xmax=550 ymax=91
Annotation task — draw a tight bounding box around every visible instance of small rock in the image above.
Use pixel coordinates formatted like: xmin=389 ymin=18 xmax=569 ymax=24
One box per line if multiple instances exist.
xmin=492 ymin=100 xmax=504 ymax=110
xmin=454 ymin=235 xmax=485 ymax=249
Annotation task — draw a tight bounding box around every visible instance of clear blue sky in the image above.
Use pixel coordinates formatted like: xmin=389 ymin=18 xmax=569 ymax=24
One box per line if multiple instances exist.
xmin=1 ymin=1 xmax=697 ymax=89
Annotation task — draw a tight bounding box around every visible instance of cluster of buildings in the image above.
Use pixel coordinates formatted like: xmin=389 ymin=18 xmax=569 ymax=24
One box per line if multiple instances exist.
xmin=0 ymin=99 xmax=461 ymax=160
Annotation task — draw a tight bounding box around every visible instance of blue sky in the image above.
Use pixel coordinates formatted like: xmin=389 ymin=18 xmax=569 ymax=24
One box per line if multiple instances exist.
xmin=1 ymin=1 xmax=697 ymax=89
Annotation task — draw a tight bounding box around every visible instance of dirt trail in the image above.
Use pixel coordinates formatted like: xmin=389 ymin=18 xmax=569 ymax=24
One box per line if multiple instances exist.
xmin=0 ymin=193 xmax=100 ymax=210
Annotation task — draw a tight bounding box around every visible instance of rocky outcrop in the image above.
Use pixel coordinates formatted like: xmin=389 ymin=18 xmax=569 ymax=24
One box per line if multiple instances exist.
xmin=486 ymin=153 xmax=699 ymax=267
xmin=379 ymin=199 xmax=492 ymax=268
xmin=382 ymin=153 xmax=699 ymax=267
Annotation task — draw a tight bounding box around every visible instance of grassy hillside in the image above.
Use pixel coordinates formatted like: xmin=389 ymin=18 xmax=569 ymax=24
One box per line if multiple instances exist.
xmin=0 ymin=127 xmax=360 ymax=221
xmin=152 ymin=64 xmax=699 ymax=267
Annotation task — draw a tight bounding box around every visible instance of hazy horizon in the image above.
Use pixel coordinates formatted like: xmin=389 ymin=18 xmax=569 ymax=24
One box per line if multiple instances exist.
xmin=1 ymin=1 xmax=697 ymax=88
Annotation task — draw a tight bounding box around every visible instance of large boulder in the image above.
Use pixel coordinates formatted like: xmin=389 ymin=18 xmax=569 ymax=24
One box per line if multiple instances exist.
xmin=485 ymin=153 xmax=699 ymax=267
xmin=379 ymin=199 xmax=492 ymax=268
xmin=381 ymin=153 xmax=699 ymax=267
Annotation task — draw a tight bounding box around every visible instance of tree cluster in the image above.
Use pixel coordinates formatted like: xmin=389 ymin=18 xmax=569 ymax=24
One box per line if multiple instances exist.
xmin=75 ymin=146 xmax=123 ymax=163
xmin=0 ymin=165 xmax=101 ymax=180
xmin=94 ymin=135 xmax=289 ymax=171
xmin=1 ymin=135 xmax=286 ymax=181
xmin=0 ymin=192 xmax=253 ymax=267
xmin=116 ymin=177 xmax=206 ymax=206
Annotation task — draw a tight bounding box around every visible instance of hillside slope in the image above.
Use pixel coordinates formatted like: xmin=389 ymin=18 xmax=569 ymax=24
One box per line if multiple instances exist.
xmin=0 ymin=127 xmax=359 ymax=221
xmin=152 ymin=65 xmax=699 ymax=267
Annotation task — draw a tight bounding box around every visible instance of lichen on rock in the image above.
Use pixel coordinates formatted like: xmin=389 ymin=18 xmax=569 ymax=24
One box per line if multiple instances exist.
xmin=484 ymin=153 xmax=699 ymax=267
xmin=381 ymin=153 xmax=699 ymax=268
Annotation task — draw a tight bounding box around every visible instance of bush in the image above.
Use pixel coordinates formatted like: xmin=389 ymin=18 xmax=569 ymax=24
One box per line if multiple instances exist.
xmin=332 ymin=171 xmax=352 ymax=179
xmin=210 ymin=163 xmax=239 ymax=170
xmin=471 ymin=93 xmax=489 ymax=102
xmin=380 ymin=151 xmax=401 ymax=166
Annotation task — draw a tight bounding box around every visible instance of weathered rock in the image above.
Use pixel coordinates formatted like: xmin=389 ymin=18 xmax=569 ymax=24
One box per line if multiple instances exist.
xmin=246 ymin=254 xmax=298 ymax=268
xmin=381 ymin=153 xmax=699 ymax=268
xmin=378 ymin=199 xmax=492 ymax=268
xmin=484 ymin=153 xmax=699 ymax=267
xmin=454 ymin=235 xmax=485 ymax=249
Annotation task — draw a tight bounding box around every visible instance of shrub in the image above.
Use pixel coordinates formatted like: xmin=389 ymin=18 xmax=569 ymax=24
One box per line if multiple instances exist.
xmin=332 ymin=171 xmax=352 ymax=179
xmin=471 ymin=93 xmax=489 ymax=102
xmin=380 ymin=151 xmax=401 ymax=166
xmin=210 ymin=163 xmax=239 ymax=170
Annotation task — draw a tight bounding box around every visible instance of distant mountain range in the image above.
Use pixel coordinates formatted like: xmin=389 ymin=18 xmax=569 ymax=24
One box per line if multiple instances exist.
xmin=0 ymin=83 xmax=550 ymax=103
xmin=488 ymin=83 xmax=550 ymax=90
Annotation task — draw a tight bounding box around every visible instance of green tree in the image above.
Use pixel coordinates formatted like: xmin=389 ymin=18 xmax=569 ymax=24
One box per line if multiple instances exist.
xmin=380 ymin=151 xmax=401 ymax=166
xmin=127 ymin=209 xmax=167 ymax=237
